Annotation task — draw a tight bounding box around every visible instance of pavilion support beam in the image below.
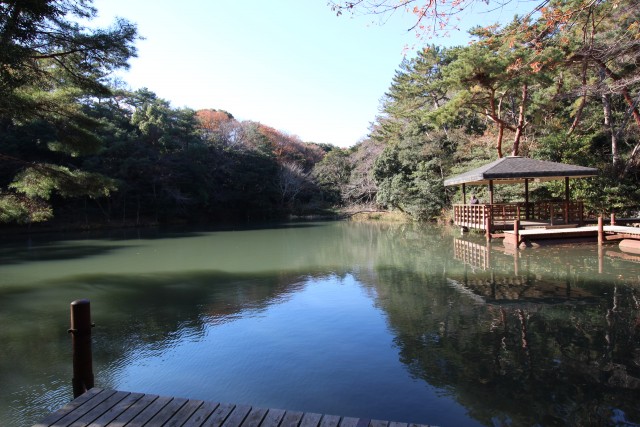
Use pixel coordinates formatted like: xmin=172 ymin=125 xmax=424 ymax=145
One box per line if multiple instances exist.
xmin=489 ymin=180 xmax=494 ymax=205
xmin=462 ymin=183 xmax=466 ymax=204
xmin=524 ymin=179 xmax=529 ymax=220
xmin=564 ymin=177 xmax=570 ymax=224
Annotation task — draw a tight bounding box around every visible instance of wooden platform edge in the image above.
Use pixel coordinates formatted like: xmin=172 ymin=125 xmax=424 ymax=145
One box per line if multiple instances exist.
xmin=32 ymin=388 xmax=439 ymax=427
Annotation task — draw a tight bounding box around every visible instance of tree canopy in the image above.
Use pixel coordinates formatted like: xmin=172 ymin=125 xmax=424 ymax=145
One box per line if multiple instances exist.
xmin=0 ymin=0 xmax=137 ymax=223
xmin=318 ymin=0 xmax=640 ymax=219
xmin=2 ymin=0 xmax=639 ymax=226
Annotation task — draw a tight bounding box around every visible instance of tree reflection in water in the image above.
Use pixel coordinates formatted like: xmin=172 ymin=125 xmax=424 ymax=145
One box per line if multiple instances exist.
xmin=368 ymin=236 xmax=639 ymax=426
xmin=0 ymin=223 xmax=638 ymax=427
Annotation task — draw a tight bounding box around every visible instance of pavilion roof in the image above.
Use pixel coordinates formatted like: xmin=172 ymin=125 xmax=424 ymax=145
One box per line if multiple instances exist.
xmin=444 ymin=156 xmax=598 ymax=186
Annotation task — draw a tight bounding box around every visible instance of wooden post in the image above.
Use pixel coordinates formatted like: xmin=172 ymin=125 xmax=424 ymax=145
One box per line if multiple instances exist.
xmin=579 ymin=202 xmax=584 ymax=226
xmin=514 ymin=218 xmax=520 ymax=248
xmin=462 ymin=183 xmax=466 ymax=204
xmin=598 ymin=216 xmax=604 ymax=246
xmin=564 ymin=178 xmax=570 ymax=224
xmin=69 ymin=299 xmax=94 ymax=398
xmin=524 ymin=179 xmax=530 ymax=220
xmin=610 ymin=212 xmax=616 ymax=226
xmin=489 ymin=180 xmax=494 ymax=205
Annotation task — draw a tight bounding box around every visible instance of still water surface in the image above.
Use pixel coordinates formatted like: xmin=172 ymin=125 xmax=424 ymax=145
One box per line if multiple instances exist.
xmin=1 ymin=221 xmax=639 ymax=427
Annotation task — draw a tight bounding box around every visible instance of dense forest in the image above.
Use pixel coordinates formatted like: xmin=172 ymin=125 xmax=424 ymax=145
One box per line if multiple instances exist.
xmin=1 ymin=0 xmax=639 ymax=228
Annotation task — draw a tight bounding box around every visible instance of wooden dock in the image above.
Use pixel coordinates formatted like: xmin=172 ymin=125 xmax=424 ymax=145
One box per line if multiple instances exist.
xmin=33 ymin=388 xmax=435 ymax=427
xmin=503 ymin=224 xmax=640 ymax=247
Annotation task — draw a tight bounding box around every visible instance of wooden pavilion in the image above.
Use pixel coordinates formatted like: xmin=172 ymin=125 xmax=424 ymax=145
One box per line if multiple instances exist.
xmin=444 ymin=156 xmax=598 ymax=235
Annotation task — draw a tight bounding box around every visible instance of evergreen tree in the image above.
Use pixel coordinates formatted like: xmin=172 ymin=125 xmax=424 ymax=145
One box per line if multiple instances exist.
xmin=0 ymin=0 xmax=137 ymax=223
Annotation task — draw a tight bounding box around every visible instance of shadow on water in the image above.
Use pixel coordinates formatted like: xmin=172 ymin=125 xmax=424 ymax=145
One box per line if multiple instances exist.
xmin=0 ymin=221 xmax=329 ymax=265
xmin=0 ymin=243 xmax=137 ymax=266
xmin=0 ymin=220 xmax=329 ymax=244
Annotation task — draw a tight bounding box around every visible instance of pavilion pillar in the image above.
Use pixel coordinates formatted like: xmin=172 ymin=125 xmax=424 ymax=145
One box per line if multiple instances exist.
xmin=489 ymin=180 xmax=494 ymax=205
xmin=524 ymin=178 xmax=530 ymax=220
xmin=462 ymin=183 xmax=466 ymax=204
xmin=564 ymin=177 xmax=570 ymax=224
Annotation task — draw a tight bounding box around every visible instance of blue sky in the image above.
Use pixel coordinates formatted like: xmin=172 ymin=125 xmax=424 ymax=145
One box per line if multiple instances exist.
xmin=91 ymin=1 xmax=529 ymax=147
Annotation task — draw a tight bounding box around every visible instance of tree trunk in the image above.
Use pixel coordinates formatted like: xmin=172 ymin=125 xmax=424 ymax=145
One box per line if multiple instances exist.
xmin=601 ymin=90 xmax=619 ymax=168
xmin=512 ymin=83 xmax=528 ymax=156
xmin=596 ymin=59 xmax=640 ymax=129
xmin=496 ymin=123 xmax=504 ymax=158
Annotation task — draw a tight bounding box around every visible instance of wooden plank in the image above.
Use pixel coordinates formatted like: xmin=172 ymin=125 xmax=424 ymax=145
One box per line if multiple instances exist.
xmin=605 ymin=225 xmax=640 ymax=234
xmin=201 ymin=402 xmax=236 ymax=427
xmin=299 ymin=412 xmax=323 ymax=427
xmin=34 ymin=388 xmax=104 ymax=427
xmin=125 ymin=395 xmax=173 ymax=427
xmin=280 ymin=410 xmax=305 ymax=427
xmin=34 ymin=389 xmax=437 ymax=427
xmin=182 ymin=401 xmax=220 ymax=427
xmin=339 ymin=417 xmax=361 ymax=427
xmin=49 ymin=389 xmax=118 ymax=427
xmin=221 ymin=404 xmax=251 ymax=427
xmin=163 ymin=399 xmax=205 ymax=427
xmin=319 ymin=414 xmax=341 ymax=427
xmin=68 ymin=391 xmax=131 ymax=427
xmin=144 ymin=397 xmax=188 ymax=426
xmin=259 ymin=408 xmax=286 ymax=427
xmin=86 ymin=392 xmax=144 ymax=427
xmin=101 ymin=392 xmax=158 ymax=427
xmin=240 ymin=407 xmax=268 ymax=427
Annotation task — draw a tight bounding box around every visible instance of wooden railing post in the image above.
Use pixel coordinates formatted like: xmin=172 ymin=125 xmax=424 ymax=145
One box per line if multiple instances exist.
xmin=610 ymin=212 xmax=616 ymax=226
xmin=579 ymin=202 xmax=584 ymax=226
xmin=598 ymin=216 xmax=604 ymax=246
xmin=69 ymin=299 xmax=94 ymax=398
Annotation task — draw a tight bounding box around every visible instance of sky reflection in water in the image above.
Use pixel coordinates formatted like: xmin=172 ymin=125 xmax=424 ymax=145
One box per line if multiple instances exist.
xmin=0 ymin=221 xmax=638 ymax=427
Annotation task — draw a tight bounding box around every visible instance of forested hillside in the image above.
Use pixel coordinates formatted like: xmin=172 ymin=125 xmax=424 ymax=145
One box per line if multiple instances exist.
xmin=0 ymin=1 xmax=329 ymax=227
xmin=322 ymin=0 xmax=640 ymax=220
xmin=1 ymin=0 xmax=639 ymax=228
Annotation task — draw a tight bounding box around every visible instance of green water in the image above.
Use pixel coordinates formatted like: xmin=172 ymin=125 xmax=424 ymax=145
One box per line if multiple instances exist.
xmin=0 ymin=221 xmax=638 ymax=427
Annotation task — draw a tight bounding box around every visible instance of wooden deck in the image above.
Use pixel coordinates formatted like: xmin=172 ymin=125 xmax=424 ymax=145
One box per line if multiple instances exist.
xmin=33 ymin=388 xmax=435 ymax=427
xmin=452 ymin=201 xmax=586 ymax=232
xmin=503 ymin=224 xmax=640 ymax=247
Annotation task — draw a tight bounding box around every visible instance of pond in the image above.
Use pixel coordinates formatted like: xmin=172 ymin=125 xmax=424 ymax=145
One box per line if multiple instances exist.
xmin=0 ymin=221 xmax=639 ymax=427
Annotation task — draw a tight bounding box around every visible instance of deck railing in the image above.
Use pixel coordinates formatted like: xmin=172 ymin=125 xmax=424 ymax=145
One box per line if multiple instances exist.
xmin=453 ymin=204 xmax=491 ymax=230
xmin=453 ymin=201 xmax=585 ymax=230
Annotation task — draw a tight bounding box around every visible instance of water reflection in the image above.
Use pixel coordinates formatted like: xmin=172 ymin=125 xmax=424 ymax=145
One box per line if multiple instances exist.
xmin=419 ymin=236 xmax=640 ymax=425
xmin=0 ymin=222 xmax=638 ymax=427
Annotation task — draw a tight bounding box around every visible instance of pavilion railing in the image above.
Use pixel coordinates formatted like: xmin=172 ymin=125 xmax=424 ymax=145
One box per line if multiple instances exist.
xmin=453 ymin=201 xmax=585 ymax=230
xmin=453 ymin=204 xmax=491 ymax=230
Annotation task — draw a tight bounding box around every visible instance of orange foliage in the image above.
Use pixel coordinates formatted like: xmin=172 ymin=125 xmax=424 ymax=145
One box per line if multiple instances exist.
xmin=255 ymin=124 xmax=325 ymax=169
xmin=195 ymin=109 xmax=234 ymax=133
